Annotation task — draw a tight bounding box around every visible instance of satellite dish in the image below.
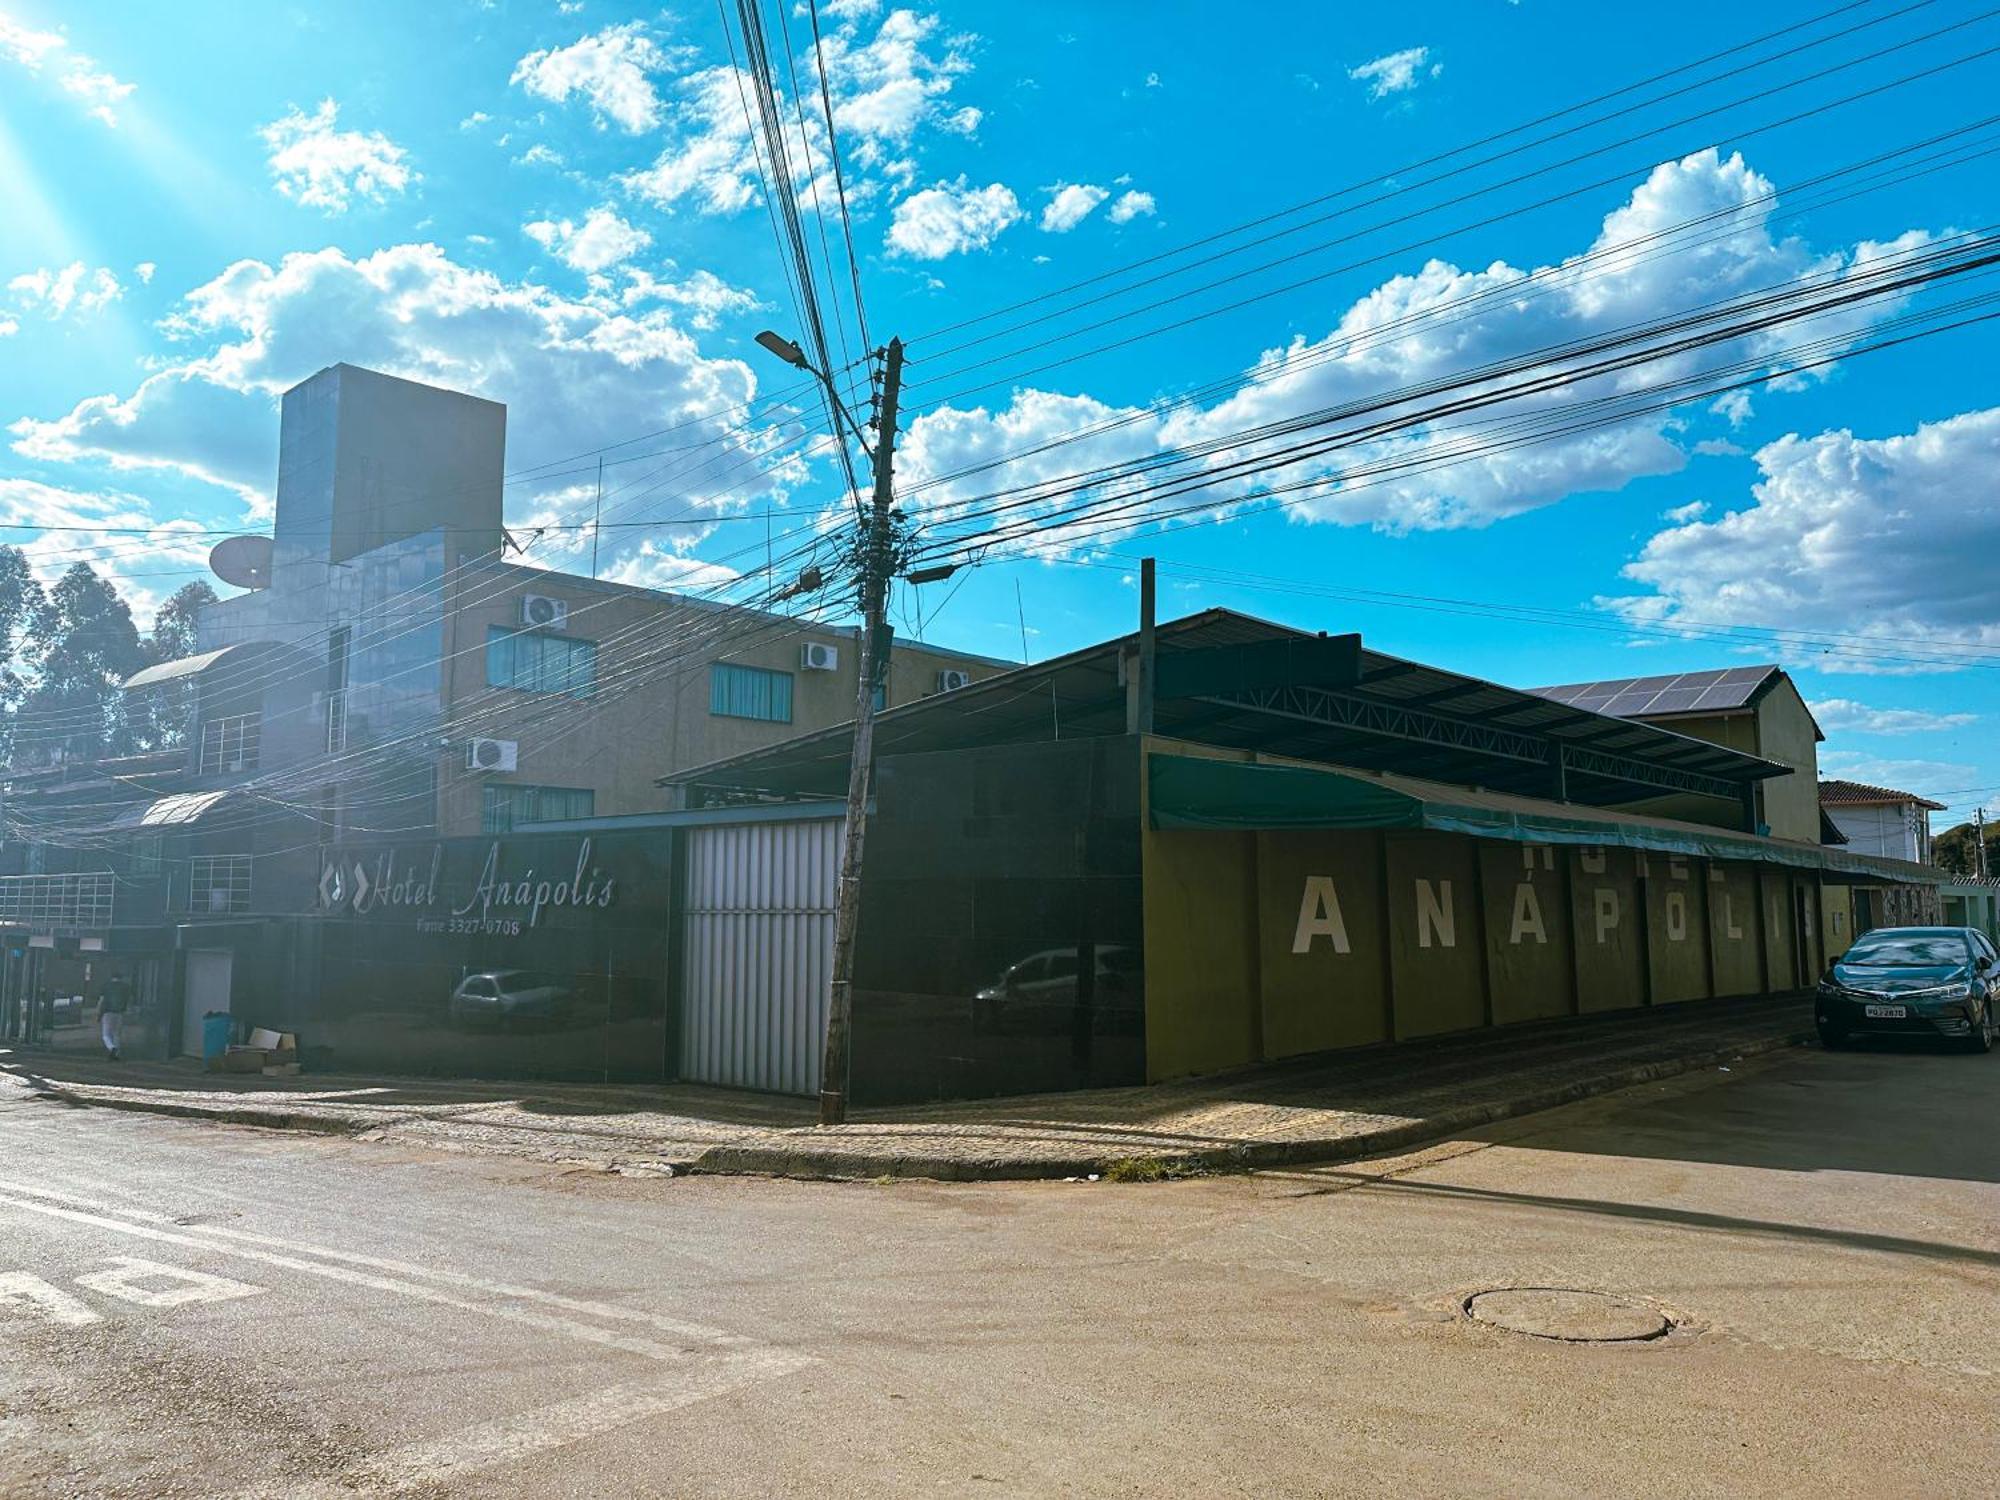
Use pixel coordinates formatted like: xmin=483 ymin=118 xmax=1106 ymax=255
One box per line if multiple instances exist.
xmin=209 ymin=534 xmax=274 ymax=590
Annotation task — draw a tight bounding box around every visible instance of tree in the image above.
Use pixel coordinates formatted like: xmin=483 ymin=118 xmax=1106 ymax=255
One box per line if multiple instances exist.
xmin=134 ymin=580 xmax=219 ymax=749
xmin=0 ymin=546 xmax=48 ymax=763
xmin=15 ymin=563 xmax=145 ymax=765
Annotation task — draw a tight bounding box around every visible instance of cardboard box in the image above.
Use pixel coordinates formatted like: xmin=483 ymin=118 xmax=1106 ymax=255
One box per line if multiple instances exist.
xmin=261 ymin=1062 xmax=301 ymax=1077
xmin=222 ymin=1046 xmax=269 ymax=1074
xmin=247 ymin=1027 xmax=283 ymax=1051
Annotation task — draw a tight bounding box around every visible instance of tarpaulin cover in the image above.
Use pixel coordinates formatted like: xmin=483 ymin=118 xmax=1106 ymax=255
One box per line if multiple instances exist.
xmin=1147 ymin=753 xmax=1940 ymax=885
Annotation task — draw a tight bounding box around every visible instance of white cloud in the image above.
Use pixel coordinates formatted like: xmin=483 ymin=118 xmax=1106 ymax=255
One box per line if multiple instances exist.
xmin=1106 ymin=189 xmax=1155 ymax=224
xmin=8 ymin=244 xmax=781 ymax=550
xmin=599 ymin=539 xmax=742 ymax=592
xmin=1144 ymin=71 xmax=1160 ymax=88
xmin=0 ymin=318 xmax=16 ymax=338
xmin=1660 ymin=499 xmax=1706 ymax=523
xmin=511 ymin=21 xmax=675 ymax=134
xmin=887 ymin=178 xmax=1019 ymax=259
xmin=459 ymin=111 xmax=491 ymax=130
xmin=1691 ymin=437 xmax=1742 ymax=456
xmin=524 ymin=204 xmax=651 ymax=274
xmin=0 ymin=478 xmax=213 ymax=618
xmin=898 ymin=149 xmax=1936 ymax=552
xmin=0 ymin=14 xmax=134 ymax=125
xmin=0 ymin=15 xmax=64 ymax=69
xmin=1348 ymin=46 xmax=1437 ymax=100
xmin=1809 ymin=699 xmax=1977 ymax=735
xmin=1818 ymin=751 xmax=1976 ymax=796
xmin=8 ymin=261 xmax=122 ymax=317
xmin=513 ymin=143 xmax=566 ymax=169
xmin=1040 ymin=183 xmax=1107 ymax=233
xmin=624 ymin=7 xmax=975 ymax=216
xmin=133 ymin=261 xmax=156 ymax=284
xmin=1614 ymin=406 xmax=2000 ymax=671
xmin=260 ymin=99 xmax=416 ymax=214
xmin=619 ymin=267 xmax=760 ymax=329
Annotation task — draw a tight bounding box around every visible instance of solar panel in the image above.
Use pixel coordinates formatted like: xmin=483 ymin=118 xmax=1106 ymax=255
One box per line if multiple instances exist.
xmin=1531 ymin=665 xmax=1778 ymax=719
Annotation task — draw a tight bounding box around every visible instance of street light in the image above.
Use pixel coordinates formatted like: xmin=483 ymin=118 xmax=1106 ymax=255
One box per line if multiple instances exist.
xmin=753 ymin=328 xmax=907 ymax=1125
xmin=754 ymin=329 xmax=809 ymax=368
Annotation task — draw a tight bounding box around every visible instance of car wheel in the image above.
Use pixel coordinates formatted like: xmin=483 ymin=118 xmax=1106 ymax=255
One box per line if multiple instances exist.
xmin=1967 ymin=1003 xmax=1995 ymax=1055
xmin=1817 ymin=1023 xmax=1846 ymax=1051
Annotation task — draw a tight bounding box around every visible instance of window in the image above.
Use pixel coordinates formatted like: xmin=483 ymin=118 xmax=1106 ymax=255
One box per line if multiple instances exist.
xmin=486 ymin=627 xmax=597 ymax=698
xmin=129 ymin=836 xmax=163 ymax=880
xmin=186 ymin=854 xmax=252 ymax=915
xmin=480 ymin=784 xmax=595 ymax=834
xmin=325 ymin=625 xmax=351 ymax=753
xmin=198 ymin=713 xmax=261 ymax=775
xmin=709 ymin=662 xmax=793 ymax=722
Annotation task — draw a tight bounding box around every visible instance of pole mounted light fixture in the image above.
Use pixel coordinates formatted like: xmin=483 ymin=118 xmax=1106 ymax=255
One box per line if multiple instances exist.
xmin=755 ymin=330 xmax=810 ymax=368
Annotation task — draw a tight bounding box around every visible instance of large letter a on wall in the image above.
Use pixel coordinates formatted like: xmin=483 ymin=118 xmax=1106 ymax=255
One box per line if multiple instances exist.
xmin=1293 ymin=876 xmax=1351 ymax=954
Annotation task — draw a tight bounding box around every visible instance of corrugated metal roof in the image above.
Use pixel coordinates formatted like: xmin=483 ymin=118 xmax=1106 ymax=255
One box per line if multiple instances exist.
xmin=663 ymin=610 xmax=1787 ymax=807
xmin=1531 ymin=665 xmax=1782 ymax=718
xmin=106 ymin=790 xmax=234 ymax=829
xmin=121 ymin=646 xmax=246 ymax=691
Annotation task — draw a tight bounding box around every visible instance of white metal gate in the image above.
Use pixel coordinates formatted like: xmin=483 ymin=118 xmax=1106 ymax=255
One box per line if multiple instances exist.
xmin=679 ymin=817 xmax=840 ymax=1095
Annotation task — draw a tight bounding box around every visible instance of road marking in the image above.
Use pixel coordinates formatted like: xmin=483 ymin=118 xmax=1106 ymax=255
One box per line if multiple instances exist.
xmin=0 ymin=1180 xmax=815 ymax=1492
xmin=0 ymin=1271 xmax=100 ymax=1327
xmin=0 ymin=1176 xmax=751 ymax=1348
xmin=261 ymin=1360 xmax=810 ymax=1498
xmin=74 ymin=1256 xmax=267 ymax=1309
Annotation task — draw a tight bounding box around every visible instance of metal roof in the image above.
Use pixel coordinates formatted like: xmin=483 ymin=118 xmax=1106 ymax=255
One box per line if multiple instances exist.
xmin=1531 ymin=665 xmax=1783 ymax=720
xmin=663 ymin=610 xmax=1787 ymax=809
xmin=105 ymin=790 xmax=235 ymax=830
xmin=120 ymin=641 xmax=299 ymax=692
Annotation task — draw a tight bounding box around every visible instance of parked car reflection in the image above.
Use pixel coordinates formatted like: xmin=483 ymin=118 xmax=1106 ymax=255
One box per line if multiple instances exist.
xmin=448 ymin=969 xmax=574 ymax=1028
xmin=972 ymin=945 xmax=1140 ymax=1036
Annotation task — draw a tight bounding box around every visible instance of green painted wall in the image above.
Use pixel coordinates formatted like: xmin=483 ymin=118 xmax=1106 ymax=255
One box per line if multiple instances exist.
xmin=1142 ymin=824 xmax=1261 ymax=1082
xmin=1386 ymin=834 xmax=1486 ymax=1038
xmin=1752 ymin=681 xmax=1823 ymax=843
xmin=1481 ymin=842 xmax=1574 ymax=1025
xmin=1821 ymin=884 xmax=1855 ymax=959
xmin=1570 ymin=846 xmax=1647 ymax=1012
xmin=1708 ymin=862 xmax=1763 ymax=997
xmin=1760 ymin=869 xmax=1799 ymax=991
xmin=1256 ymin=830 xmax=1389 ymax=1057
xmin=1643 ymin=852 xmax=1712 ymax=1004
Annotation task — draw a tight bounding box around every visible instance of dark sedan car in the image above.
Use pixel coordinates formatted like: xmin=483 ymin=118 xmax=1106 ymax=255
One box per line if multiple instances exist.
xmin=1815 ymin=926 xmax=2000 ymax=1053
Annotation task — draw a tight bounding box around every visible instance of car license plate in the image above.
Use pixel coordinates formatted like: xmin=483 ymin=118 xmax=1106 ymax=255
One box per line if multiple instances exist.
xmin=1864 ymin=1004 xmax=1908 ymax=1019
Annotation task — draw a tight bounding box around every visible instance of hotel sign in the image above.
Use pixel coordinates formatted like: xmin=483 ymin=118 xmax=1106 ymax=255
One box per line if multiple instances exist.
xmin=317 ymin=838 xmax=618 ymax=936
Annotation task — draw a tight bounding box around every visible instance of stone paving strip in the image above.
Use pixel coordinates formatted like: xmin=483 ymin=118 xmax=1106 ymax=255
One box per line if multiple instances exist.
xmin=0 ymin=996 xmax=1812 ymax=1181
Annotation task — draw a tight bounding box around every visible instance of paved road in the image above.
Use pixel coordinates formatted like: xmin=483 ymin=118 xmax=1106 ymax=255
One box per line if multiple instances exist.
xmin=2 ymin=1040 xmax=1996 ymax=1498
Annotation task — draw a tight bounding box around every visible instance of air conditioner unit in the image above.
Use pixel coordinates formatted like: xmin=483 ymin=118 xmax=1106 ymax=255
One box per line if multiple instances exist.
xmin=465 ymin=737 xmax=518 ymax=773
xmin=800 ymin=641 xmax=840 ymax=672
xmin=520 ymin=594 xmax=569 ymax=631
xmin=936 ymin=669 xmax=972 ymax=693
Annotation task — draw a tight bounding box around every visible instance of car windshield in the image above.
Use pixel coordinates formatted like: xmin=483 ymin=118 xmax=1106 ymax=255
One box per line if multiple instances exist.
xmin=1842 ymin=935 xmax=1967 ymax=966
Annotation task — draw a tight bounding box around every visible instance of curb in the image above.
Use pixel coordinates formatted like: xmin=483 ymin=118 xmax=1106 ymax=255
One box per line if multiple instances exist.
xmin=688 ymin=1027 xmax=1813 ymax=1182
xmin=20 ymin=1026 xmax=1811 ymax=1183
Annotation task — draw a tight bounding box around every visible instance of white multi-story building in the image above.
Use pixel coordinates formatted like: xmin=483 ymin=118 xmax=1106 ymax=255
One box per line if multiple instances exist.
xmin=1820 ymin=779 xmax=1944 ymax=863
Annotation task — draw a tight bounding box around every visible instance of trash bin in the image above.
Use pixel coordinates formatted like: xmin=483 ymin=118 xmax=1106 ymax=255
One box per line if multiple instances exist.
xmin=201 ymin=1011 xmax=232 ymax=1064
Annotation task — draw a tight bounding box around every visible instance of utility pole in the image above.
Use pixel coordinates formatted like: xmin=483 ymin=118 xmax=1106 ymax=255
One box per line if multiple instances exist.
xmin=819 ymin=337 xmax=903 ymax=1125
xmin=590 ymin=455 xmax=604 ymax=580
xmin=1977 ymin=807 xmax=1989 ymax=880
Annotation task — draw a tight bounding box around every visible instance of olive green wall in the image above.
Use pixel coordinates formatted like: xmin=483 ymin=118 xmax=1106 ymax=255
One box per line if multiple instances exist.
xmin=1570 ymin=846 xmax=1647 ymax=1012
xmin=1144 ymin=816 xmax=1852 ymax=1082
xmin=1256 ymin=830 xmax=1389 ymax=1055
xmin=1821 ymin=884 xmax=1855 ymax=960
xmin=1482 ymin=842 xmax=1575 ymax=1025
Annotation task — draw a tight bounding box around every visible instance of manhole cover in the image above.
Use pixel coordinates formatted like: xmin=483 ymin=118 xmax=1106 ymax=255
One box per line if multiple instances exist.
xmin=1464 ymin=1287 xmax=1671 ymax=1343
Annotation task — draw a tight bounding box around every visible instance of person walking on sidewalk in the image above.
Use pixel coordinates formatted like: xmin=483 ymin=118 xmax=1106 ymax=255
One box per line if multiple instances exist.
xmin=98 ymin=974 xmax=130 ymax=1061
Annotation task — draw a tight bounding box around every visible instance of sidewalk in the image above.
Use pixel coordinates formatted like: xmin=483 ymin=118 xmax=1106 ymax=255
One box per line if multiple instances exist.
xmin=0 ymin=996 xmax=1813 ymax=1181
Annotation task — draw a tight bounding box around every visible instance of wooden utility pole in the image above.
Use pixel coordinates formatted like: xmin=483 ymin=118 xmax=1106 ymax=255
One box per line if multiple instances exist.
xmin=819 ymin=338 xmax=903 ymax=1125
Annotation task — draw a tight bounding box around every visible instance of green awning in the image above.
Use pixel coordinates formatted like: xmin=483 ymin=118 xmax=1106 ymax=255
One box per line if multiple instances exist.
xmin=1148 ymin=753 xmax=1940 ymax=885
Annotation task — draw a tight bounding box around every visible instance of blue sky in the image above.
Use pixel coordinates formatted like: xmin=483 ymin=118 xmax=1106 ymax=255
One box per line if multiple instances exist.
xmin=1 ymin=0 xmax=1996 ymax=825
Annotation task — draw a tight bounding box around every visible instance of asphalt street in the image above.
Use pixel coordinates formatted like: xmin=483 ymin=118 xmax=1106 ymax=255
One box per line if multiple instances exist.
xmin=1 ymin=1039 xmax=1996 ymax=1498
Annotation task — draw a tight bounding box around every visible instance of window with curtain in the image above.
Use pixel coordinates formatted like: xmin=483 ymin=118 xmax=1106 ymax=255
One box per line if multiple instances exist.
xmin=709 ymin=662 xmax=793 ymax=722
xmin=486 ymin=627 xmax=598 ymax=698
xmin=480 ymin=784 xmax=595 ymax=834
